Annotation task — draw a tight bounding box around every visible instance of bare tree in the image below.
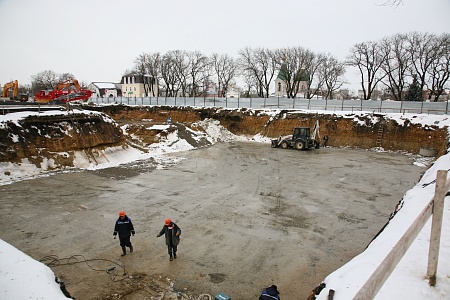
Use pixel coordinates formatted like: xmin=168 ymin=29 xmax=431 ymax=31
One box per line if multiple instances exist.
xmin=122 ymin=69 xmax=134 ymax=76
xmin=160 ymin=52 xmax=180 ymax=97
xmin=30 ymin=70 xmax=75 ymax=94
xmin=238 ymin=47 xmax=278 ymax=98
xmin=274 ymin=47 xmax=315 ymax=99
xmin=346 ymin=41 xmax=387 ymax=99
xmin=133 ymin=52 xmax=161 ymax=96
xmin=59 ymin=73 xmax=75 ymax=82
xmin=210 ymin=53 xmax=238 ymax=97
xmin=427 ymin=33 xmax=450 ymax=101
xmin=187 ymin=51 xmax=211 ymax=97
xmin=319 ymin=54 xmax=346 ymax=99
xmin=31 ymin=70 xmax=58 ymax=92
xmin=238 ymin=47 xmax=263 ymax=97
xmin=134 ymin=53 xmax=150 ymax=97
xmin=304 ymin=52 xmax=327 ymax=99
xmin=406 ymin=32 xmax=440 ymax=99
xmin=171 ymin=50 xmax=190 ymax=97
xmin=241 ymin=68 xmax=259 ymax=97
xmin=379 ymin=33 xmax=411 ymax=101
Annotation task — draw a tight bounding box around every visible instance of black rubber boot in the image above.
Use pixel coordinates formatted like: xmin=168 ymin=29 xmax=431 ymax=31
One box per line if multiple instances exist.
xmin=121 ymin=246 xmax=126 ymax=256
xmin=130 ymin=245 xmax=133 ymax=253
xmin=173 ymin=252 xmax=177 ymax=259
xmin=169 ymin=254 xmax=173 ymax=261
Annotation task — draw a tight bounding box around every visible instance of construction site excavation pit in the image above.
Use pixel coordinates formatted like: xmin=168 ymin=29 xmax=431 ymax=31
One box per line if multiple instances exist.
xmin=0 ymin=142 xmax=425 ymax=299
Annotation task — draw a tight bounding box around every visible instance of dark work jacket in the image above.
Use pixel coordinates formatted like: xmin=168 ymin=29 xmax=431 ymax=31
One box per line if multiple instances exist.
xmin=157 ymin=223 xmax=181 ymax=246
xmin=114 ymin=216 xmax=135 ymax=239
xmin=259 ymin=286 xmax=280 ymax=300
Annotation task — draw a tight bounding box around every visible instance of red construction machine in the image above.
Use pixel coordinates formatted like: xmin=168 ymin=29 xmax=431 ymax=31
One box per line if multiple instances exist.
xmin=34 ymin=78 xmax=92 ymax=103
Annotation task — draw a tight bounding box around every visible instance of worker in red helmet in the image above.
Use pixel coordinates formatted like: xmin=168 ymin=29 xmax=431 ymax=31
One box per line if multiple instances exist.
xmin=156 ymin=218 xmax=181 ymax=261
xmin=113 ymin=211 xmax=135 ymax=256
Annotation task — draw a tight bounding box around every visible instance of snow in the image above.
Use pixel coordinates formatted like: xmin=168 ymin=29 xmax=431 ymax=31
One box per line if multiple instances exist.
xmin=1 ymin=107 xmax=450 ymax=299
xmin=90 ymin=82 xmax=117 ymax=89
xmin=0 ymin=239 xmax=70 ymax=299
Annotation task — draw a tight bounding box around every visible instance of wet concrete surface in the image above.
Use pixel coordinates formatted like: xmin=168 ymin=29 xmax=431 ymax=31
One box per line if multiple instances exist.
xmin=0 ymin=142 xmax=424 ymax=299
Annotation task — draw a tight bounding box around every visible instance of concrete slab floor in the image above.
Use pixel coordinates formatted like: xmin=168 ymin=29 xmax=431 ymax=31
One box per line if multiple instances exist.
xmin=0 ymin=142 xmax=424 ymax=299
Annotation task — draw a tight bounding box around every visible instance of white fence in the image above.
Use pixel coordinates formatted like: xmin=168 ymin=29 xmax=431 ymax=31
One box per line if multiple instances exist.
xmin=89 ymin=96 xmax=450 ymax=115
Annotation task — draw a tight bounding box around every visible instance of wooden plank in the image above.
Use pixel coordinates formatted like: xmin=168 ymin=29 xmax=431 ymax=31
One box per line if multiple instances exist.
xmin=353 ymin=198 xmax=433 ymax=300
xmin=353 ymin=171 xmax=450 ymax=299
xmin=427 ymin=170 xmax=448 ymax=286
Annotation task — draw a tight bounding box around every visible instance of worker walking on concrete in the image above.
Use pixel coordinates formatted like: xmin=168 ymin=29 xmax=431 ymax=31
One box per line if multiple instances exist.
xmin=113 ymin=211 xmax=135 ymax=256
xmin=323 ymin=133 xmax=329 ymax=147
xmin=259 ymin=285 xmax=280 ymax=300
xmin=156 ymin=218 xmax=181 ymax=261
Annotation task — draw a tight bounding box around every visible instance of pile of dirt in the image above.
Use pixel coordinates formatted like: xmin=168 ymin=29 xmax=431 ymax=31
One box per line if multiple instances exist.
xmin=0 ymin=112 xmax=124 ymax=166
xmin=93 ymin=272 xmax=209 ymax=300
xmin=121 ymin=120 xmax=213 ymax=151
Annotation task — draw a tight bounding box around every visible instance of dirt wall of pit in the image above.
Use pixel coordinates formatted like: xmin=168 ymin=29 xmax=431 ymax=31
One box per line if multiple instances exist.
xmin=89 ymin=105 xmax=448 ymax=156
xmin=1 ymin=105 xmax=447 ymax=166
xmin=0 ymin=113 xmax=124 ymax=165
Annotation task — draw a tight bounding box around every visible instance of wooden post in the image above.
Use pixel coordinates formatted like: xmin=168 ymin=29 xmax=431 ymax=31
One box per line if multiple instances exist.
xmin=353 ymin=170 xmax=450 ymax=299
xmin=427 ymin=170 xmax=448 ymax=286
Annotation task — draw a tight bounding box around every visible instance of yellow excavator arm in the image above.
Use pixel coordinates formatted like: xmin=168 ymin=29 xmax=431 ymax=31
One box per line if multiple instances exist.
xmin=2 ymin=80 xmax=18 ymax=98
xmin=55 ymin=78 xmax=82 ymax=91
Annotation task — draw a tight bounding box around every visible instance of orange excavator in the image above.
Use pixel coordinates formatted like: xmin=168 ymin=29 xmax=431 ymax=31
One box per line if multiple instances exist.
xmin=34 ymin=78 xmax=92 ymax=103
xmin=2 ymin=80 xmax=19 ymax=99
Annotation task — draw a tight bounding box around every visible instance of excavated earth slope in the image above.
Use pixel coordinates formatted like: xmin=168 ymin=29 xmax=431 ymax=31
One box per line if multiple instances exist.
xmin=0 ymin=112 xmax=124 ymax=165
xmin=0 ymin=105 xmax=448 ymax=167
xmin=88 ymin=104 xmax=448 ymax=156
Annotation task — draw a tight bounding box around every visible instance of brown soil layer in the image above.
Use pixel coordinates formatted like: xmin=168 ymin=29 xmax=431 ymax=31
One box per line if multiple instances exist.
xmin=1 ymin=105 xmax=447 ymax=167
xmin=89 ymin=105 xmax=448 ymax=156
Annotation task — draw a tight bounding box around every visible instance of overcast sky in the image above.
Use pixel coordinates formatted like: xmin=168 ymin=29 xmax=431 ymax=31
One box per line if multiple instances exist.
xmin=0 ymin=0 xmax=449 ymax=92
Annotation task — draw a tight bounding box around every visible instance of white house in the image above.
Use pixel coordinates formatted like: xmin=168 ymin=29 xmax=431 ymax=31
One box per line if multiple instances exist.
xmin=88 ymin=82 xmax=120 ymax=98
xmin=121 ymin=72 xmax=158 ymax=97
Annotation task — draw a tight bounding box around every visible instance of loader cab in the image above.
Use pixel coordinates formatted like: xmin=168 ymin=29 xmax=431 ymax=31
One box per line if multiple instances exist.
xmin=293 ymin=127 xmax=310 ymax=140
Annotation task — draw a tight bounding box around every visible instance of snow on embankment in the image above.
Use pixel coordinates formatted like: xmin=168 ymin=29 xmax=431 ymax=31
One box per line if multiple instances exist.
xmin=0 ymin=239 xmax=71 ymax=299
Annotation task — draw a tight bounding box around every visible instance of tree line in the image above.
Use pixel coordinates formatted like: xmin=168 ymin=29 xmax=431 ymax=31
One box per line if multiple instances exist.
xmin=131 ymin=47 xmax=346 ymax=100
xmin=131 ymin=31 xmax=449 ymax=101
xmin=347 ymin=32 xmax=450 ymax=101
xmin=28 ymin=31 xmax=449 ymax=101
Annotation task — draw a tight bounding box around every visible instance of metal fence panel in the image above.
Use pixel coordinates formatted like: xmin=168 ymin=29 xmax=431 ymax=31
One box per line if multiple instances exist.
xmin=88 ymin=97 xmax=449 ymax=115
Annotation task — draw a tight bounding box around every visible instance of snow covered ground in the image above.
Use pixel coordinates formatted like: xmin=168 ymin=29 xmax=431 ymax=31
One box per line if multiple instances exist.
xmin=0 ymin=239 xmax=71 ymax=299
xmin=1 ymin=107 xmax=450 ymax=299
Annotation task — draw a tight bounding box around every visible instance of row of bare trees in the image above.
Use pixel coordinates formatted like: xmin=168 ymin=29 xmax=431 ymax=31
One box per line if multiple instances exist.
xmin=347 ymin=32 xmax=450 ymax=101
xmin=133 ymin=51 xmax=238 ymax=98
xmin=133 ymin=32 xmax=449 ymax=101
xmin=133 ymin=47 xmax=346 ymax=99
xmin=27 ymin=31 xmax=448 ymax=102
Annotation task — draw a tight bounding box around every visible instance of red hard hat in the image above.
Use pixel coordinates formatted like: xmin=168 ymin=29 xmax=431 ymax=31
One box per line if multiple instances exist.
xmin=165 ymin=218 xmax=172 ymax=225
xmin=119 ymin=211 xmax=125 ymax=217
